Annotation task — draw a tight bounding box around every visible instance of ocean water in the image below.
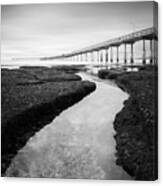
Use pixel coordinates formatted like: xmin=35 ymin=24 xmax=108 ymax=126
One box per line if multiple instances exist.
xmin=1 ymin=57 xmax=152 ymax=71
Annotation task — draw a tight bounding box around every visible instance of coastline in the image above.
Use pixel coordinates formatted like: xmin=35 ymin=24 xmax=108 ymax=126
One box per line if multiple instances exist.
xmin=1 ymin=66 xmax=96 ymax=175
xmin=98 ymin=65 xmax=158 ymax=180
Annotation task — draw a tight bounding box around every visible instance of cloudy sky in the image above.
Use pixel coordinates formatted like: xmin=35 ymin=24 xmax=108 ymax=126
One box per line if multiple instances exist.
xmin=1 ymin=2 xmax=154 ymax=62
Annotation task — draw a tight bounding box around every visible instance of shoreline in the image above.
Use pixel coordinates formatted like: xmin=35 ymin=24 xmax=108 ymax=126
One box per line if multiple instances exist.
xmin=1 ymin=66 xmax=96 ymax=175
xmin=98 ymin=65 xmax=158 ymax=180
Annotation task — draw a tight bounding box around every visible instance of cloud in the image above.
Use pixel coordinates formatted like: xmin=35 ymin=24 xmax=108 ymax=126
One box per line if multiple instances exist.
xmin=1 ymin=2 xmax=153 ymax=62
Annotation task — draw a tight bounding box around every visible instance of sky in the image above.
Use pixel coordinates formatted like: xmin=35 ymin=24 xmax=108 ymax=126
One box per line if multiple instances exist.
xmin=1 ymin=2 xmax=154 ymax=62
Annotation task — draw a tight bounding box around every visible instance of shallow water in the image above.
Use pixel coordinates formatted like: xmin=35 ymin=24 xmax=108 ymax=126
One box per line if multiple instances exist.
xmin=6 ymin=72 xmax=131 ymax=180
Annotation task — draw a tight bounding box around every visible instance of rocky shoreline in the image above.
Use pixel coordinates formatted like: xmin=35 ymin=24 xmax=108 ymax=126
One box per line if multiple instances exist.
xmin=1 ymin=66 xmax=96 ymax=175
xmin=98 ymin=65 xmax=158 ymax=180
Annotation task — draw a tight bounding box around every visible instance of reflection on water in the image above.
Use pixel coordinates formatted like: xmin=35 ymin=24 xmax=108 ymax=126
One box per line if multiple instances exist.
xmin=6 ymin=72 xmax=131 ymax=180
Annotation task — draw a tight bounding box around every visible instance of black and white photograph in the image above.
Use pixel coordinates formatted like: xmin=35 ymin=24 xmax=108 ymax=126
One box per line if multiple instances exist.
xmin=1 ymin=1 xmax=158 ymax=181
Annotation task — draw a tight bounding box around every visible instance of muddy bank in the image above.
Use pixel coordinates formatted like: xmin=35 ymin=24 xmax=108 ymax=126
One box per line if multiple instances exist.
xmin=1 ymin=66 xmax=96 ymax=175
xmin=98 ymin=65 xmax=158 ymax=180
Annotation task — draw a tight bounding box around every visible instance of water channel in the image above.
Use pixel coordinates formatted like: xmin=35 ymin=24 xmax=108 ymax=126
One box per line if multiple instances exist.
xmin=6 ymin=72 xmax=131 ymax=180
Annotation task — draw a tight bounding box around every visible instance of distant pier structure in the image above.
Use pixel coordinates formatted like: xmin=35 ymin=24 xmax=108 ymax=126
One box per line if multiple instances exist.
xmin=61 ymin=27 xmax=158 ymax=66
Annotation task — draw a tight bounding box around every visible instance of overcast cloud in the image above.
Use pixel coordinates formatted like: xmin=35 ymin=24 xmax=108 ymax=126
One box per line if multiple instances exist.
xmin=1 ymin=2 xmax=154 ymax=61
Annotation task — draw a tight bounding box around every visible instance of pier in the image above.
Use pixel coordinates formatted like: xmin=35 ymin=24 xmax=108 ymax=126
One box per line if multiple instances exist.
xmin=56 ymin=27 xmax=158 ymax=66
